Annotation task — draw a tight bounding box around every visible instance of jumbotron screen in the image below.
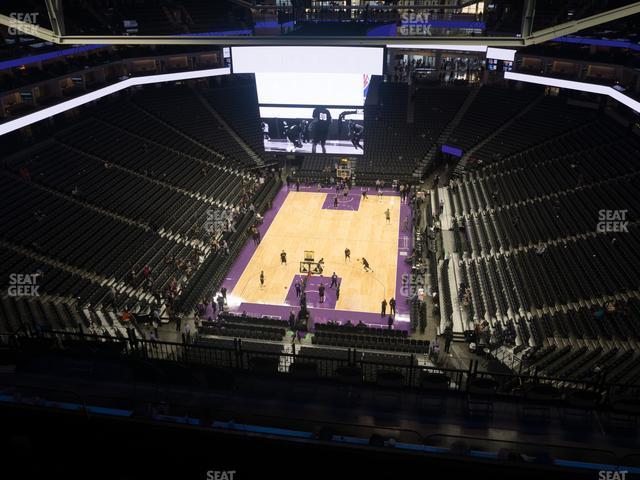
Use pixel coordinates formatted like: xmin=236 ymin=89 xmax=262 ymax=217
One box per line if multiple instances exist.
xmin=232 ymin=46 xmax=383 ymax=155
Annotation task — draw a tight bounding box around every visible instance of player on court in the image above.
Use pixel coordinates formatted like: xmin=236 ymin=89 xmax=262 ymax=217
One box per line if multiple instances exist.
xmin=385 ymin=208 xmax=391 ymax=224
xmin=344 ymin=248 xmax=351 ymax=262
xmin=362 ymin=190 xmax=368 ymax=201
xmin=280 ymin=250 xmax=287 ymax=265
xmin=259 ymin=270 xmax=265 ymax=288
xmin=361 ymin=257 xmax=372 ymax=272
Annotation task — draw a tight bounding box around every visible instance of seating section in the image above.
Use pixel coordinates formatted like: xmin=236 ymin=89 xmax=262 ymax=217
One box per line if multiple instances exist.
xmin=448 ymin=86 xmax=540 ymax=154
xmin=0 ymin=294 xmax=144 ymax=341
xmin=131 ymin=86 xmax=259 ymax=168
xmin=199 ymin=322 xmax=285 ymax=342
xmin=312 ymin=327 xmax=429 ymax=354
xmin=472 ymin=96 xmax=599 ymax=164
xmin=1 ymin=79 xmax=639 ymax=386
xmin=5 ymin=141 xmax=230 ymax=239
xmin=200 ymin=80 xmax=264 ymax=156
xmin=433 ymin=93 xmax=640 ymax=382
xmin=0 ymin=82 xmax=280 ymax=333
xmin=199 ymin=314 xmax=287 ymax=342
xmin=315 ymin=322 xmax=407 ymax=337
xmin=358 ymin=84 xmax=471 ymax=183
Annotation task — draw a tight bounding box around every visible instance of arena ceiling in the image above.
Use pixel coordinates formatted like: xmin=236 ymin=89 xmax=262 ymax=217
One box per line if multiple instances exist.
xmin=0 ymin=1 xmax=639 ymax=48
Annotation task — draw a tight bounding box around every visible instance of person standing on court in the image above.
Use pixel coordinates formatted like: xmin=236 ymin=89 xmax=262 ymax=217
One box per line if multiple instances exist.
xmin=334 ymin=195 xmax=339 ymax=208
xmin=260 ymin=270 xmax=265 ymax=288
xmin=330 ymin=272 xmax=338 ymax=288
xmin=319 ymin=283 xmax=326 ymax=303
xmin=362 ymin=257 xmax=372 ymax=272
xmin=280 ymin=250 xmax=287 ymax=265
xmin=389 ymin=297 xmax=396 ymax=317
xmin=385 ymin=208 xmax=391 ymax=224
xmin=344 ymin=247 xmax=351 ymax=262
xmin=381 ymin=299 xmax=387 ymax=317
xmin=295 ymin=281 xmax=301 ymax=298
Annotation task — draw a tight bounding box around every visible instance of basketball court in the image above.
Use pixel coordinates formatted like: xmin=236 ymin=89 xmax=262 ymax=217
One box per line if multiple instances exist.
xmin=222 ymin=185 xmax=413 ymax=329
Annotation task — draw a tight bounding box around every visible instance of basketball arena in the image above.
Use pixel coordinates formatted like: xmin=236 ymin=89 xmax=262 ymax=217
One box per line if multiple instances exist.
xmin=0 ymin=1 xmax=640 ymax=479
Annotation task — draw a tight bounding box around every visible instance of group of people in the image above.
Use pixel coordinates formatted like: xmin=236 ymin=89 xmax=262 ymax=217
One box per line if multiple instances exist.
xmin=379 ymin=297 xmax=398 ymax=330
xmin=195 ymin=287 xmax=228 ymax=324
xmin=293 ymin=269 xmax=341 ymax=308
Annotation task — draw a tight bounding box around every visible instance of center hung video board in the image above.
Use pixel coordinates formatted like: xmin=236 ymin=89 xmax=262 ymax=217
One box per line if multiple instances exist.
xmin=231 ymin=46 xmax=384 ymax=155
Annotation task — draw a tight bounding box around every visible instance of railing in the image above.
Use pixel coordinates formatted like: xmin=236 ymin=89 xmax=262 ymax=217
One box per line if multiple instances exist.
xmin=7 ymin=329 xmax=637 ymax=398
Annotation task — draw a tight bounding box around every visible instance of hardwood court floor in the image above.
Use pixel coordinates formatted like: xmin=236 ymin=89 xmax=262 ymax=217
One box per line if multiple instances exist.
xmin=230 ymin=191 xmax=401 ymax=314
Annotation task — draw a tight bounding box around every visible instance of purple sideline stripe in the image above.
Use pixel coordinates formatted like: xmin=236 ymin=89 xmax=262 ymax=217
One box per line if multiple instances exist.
xmin=221 ymin=186 xmax=289 ymax=293
xmin=321 ymin=192 xmax=361 ymax=211
xmin=285 ymin=274 xmax=340 ymax=309
xmin=223 ymin=185 xmax=412 ymax=331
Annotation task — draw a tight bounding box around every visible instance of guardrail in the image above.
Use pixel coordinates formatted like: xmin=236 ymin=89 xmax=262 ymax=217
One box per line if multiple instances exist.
xmin=6 ymin=329 xmax=637 ymax=398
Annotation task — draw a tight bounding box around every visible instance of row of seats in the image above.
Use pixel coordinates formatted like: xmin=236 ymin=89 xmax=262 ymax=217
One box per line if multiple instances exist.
xmin=315 ymin=322 xmax=408 ymax=337
xmin=198 ymin=323 xmax=285 ymax=342
xmin=312 ymin=331 xmax=429 ymax=353
xmin=217 ymin=313 xmax=288 ymax=329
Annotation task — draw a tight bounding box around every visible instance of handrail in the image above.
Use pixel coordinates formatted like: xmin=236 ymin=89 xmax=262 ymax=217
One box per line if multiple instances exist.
xmin=8 ymin=329 xmax=640 ymax=393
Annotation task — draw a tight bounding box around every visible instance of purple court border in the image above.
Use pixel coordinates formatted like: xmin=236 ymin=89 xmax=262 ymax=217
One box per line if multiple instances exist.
xmin=222 ymin=185 xmax=413 ymax=331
